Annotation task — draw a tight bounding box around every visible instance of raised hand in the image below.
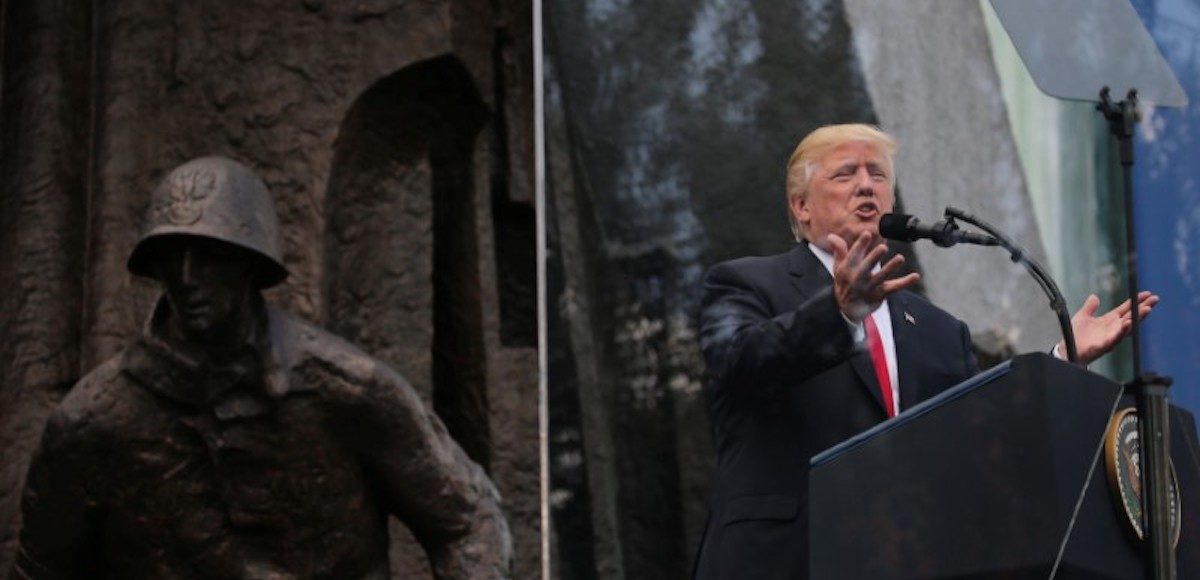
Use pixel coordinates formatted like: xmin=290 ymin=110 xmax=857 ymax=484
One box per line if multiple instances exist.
xmin=827 ymin=232 xmax=920 ymax=322
xmin=1060 ymin=291 xmax=1160 ymax=365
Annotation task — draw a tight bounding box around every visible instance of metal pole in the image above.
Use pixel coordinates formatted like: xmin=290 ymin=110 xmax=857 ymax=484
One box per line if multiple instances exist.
xmin=1099 ymin=87 xmax=1175 ymax=580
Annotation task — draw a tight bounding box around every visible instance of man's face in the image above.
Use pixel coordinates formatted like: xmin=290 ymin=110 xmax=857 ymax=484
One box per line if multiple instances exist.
xmin=156 ymin=238 xmax=256 ymax=342
xmin=791 ymin=141 xmax=894 ymax=250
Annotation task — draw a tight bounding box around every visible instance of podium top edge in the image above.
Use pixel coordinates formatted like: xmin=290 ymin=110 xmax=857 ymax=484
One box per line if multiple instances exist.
xmin=810 ymin=358 xmax=1017 ymax=468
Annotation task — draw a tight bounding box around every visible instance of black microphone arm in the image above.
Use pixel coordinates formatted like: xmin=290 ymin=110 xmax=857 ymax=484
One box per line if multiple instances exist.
xmin=942 ymin=206 xmax=1078 ymax=364
xmin=880 ymin=213 xmax=1000 ymax=247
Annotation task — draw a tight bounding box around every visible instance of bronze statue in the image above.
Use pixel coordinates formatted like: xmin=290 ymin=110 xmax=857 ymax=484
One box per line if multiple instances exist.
xmin=12 ymin=157 xmax=511 ymax=579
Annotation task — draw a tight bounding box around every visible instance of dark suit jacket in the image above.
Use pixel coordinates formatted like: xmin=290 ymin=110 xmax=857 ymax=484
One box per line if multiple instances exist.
xmin=692 ymin=243 xmax=977 ymax=580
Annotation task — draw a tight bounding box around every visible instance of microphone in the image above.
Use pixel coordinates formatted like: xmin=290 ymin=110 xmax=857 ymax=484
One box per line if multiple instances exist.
xmin=879 ymin=213 xmax=999 ymax=247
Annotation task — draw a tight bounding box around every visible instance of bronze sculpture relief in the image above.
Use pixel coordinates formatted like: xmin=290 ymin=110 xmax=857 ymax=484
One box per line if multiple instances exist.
xmin=13 ymin=157 xmax=511 ymax=579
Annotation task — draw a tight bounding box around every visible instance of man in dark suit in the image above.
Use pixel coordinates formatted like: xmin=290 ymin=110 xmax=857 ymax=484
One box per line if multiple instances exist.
xmin=692 ymin=124 xmax=1156 ymax=579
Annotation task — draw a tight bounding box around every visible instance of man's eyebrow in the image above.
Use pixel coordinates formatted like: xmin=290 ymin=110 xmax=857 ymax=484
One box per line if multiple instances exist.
xmin=829 ymin=159 xmax=857 ymax=173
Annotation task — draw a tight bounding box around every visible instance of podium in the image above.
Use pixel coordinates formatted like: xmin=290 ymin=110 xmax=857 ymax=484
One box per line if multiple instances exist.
xmin=809 ymin=353 xmax=1200 ymax=579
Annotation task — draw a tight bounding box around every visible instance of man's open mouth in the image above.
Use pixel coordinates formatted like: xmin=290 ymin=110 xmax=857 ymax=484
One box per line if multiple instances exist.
xmin=854 ymin=202 xmax=879 ymax=218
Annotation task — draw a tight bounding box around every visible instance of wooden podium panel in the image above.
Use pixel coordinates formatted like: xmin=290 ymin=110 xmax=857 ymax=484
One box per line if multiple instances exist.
xmin=809 ymin=353 xmax=1200 ymax=579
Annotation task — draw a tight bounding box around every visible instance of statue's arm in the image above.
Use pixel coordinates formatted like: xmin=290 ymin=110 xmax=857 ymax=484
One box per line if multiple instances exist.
xmin=10 ymin=412 xmax=96 ymax=580
xmin=329 ymin=360 xmax=512 ymax=579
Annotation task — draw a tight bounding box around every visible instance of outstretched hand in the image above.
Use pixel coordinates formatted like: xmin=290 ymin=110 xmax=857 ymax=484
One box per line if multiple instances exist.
xmin=1059 ymin=291 xmax=1159 ymax=365
xmin=828 ymin=232 xmax=920 ymax=322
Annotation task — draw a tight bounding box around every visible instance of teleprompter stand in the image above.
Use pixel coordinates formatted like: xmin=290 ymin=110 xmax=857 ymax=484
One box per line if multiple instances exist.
xmin=1097 ymin=86 xmax=1177 ymax=580
xmin=988 ymin=1 xmax=1189 ymax=576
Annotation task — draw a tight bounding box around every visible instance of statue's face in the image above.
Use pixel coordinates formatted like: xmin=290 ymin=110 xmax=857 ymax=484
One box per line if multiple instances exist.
xmin=155 ymin=238 xmax=257 ymax=343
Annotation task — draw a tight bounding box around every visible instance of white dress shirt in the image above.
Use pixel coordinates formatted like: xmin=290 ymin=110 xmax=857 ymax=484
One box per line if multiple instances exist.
xmin=808 ymin=243 xmax=900 ymax=416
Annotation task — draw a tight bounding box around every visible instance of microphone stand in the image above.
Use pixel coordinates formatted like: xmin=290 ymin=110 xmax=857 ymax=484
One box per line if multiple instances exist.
xmin=941 ymin=206 xmax=1078 ymax=364
xmin=1098 ymin=87 xmax=1175 ymax=580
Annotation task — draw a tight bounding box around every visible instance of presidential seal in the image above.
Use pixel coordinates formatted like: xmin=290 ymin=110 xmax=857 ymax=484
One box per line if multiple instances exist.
xmin=1103 ymin=407 xmax=1182 ymax=546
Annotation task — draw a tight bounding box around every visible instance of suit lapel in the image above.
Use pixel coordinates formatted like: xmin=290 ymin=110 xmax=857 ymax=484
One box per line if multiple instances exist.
xmin=889 ymin=292 xmax=919 ymax=412
xmin=849 ymin=346 xmax=886 ymax=413
xmin=786 ymin=243 xmax=827 ymax=302
xmin=789 ymin=243 xmax=887 ymax=414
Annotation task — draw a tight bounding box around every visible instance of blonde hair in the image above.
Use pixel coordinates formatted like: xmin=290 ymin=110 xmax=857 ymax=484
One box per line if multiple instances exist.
xmin=785 ymin=124 xmax=897 ymax=241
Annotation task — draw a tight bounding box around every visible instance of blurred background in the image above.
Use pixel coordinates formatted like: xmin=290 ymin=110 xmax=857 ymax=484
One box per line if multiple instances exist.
xmin=543 ymin=0 xmax=1200 ymax=577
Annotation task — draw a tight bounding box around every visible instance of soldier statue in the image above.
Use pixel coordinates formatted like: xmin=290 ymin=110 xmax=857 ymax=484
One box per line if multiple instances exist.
xmin=12 ymin=157 xmax=511 ymax=579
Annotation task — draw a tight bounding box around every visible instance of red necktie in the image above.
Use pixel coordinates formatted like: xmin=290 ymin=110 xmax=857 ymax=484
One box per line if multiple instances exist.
xmin=864 ymin=314 xmax=895 ymax=418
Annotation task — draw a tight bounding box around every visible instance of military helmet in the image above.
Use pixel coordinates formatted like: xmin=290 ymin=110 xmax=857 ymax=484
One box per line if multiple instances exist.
xmin=127 ymin=156 xmax=289 ymax=288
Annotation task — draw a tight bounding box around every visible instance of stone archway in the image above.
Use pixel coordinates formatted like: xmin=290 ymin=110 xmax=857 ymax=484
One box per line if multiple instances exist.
xmin=322 ymin=54 xmax=491 ymax=577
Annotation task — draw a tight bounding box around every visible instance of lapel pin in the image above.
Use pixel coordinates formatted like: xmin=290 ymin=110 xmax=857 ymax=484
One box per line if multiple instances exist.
xmin=904 ymin=311 xmax=916 ymax=325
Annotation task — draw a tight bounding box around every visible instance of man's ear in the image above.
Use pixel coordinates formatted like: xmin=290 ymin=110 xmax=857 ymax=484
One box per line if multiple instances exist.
xmin=789 ymin=194 xmax=809 ymax=229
